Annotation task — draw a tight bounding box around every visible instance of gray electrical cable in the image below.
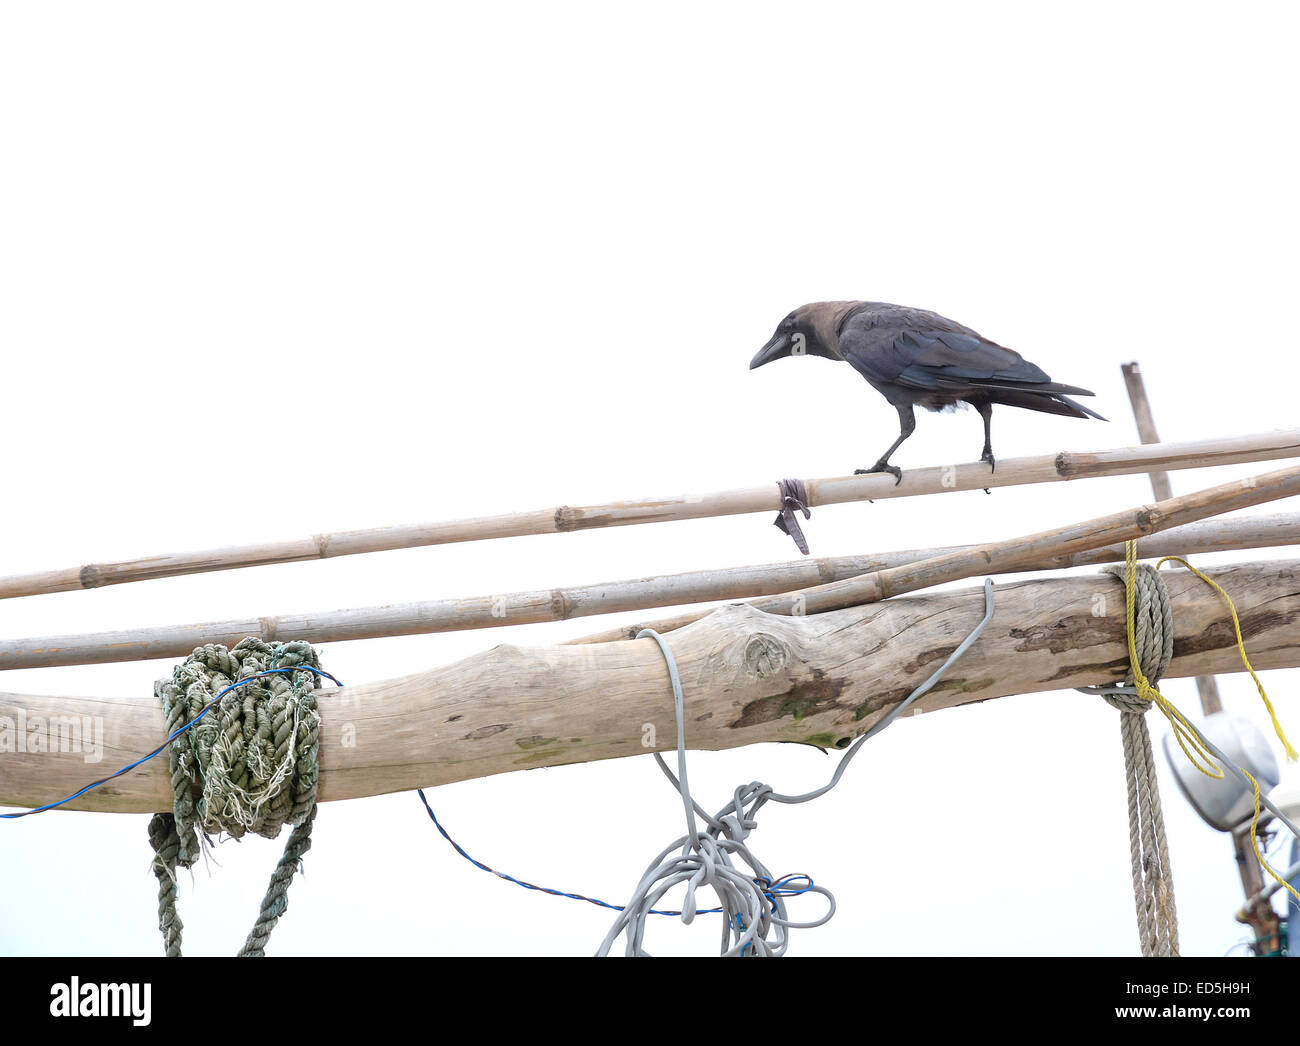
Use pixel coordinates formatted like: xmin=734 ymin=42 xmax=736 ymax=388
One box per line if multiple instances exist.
xmin=597 ymin=578 xmax=997 ymax=957
xmin=1174 ymin=721 xmax=1300 ymax=926
xmin=1243 ymin=857 xmax=1300 ymax=910
xmin=1189 ymin=726 xmax=1300 ymax=843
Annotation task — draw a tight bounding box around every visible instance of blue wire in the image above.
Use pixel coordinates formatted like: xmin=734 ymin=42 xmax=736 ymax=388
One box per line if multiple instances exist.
xmin=1 ymin=666 xmax=341 ymax=819
xmin=417 ymin=787 xmax=815 ymax=918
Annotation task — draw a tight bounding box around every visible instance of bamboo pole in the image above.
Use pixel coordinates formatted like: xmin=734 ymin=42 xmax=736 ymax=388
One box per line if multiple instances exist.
xmin=571 ymin=463 xmax=1300 ymax=642
xmin=2 ymin=510 xmax=1299 ymax=672
xmin=2 ymin=429 xmax=1299 ymax=601
xmin=3 ymin=558 xmax=1296 ymax=813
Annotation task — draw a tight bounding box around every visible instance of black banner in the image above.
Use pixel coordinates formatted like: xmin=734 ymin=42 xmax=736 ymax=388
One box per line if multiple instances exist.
xmin=4 ymin=957 xmax=1291 ymax=1032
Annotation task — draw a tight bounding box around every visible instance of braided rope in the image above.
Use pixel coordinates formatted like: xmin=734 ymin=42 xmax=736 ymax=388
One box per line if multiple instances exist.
xmin=147 ymin=638 xmax=324 ymax=957
xmin=1082 ymin=563 xmax=1179 ymax=957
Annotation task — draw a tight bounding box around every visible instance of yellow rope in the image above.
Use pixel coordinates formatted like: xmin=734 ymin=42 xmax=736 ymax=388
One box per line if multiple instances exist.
xmin=1243 ymin=770 xmax=1300 ymax=908
xmin=1116 ymin=540 xmax=1299 ymax=909
xmin=1155 ymin=554 xmax=1297 ymax=761
xmin=1118 ymin=541 xmax=1221 ymax=778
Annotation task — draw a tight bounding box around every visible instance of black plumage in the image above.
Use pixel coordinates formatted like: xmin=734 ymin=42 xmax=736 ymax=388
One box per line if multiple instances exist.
xmin=749 ymin=300 xmax=1105 ymax=481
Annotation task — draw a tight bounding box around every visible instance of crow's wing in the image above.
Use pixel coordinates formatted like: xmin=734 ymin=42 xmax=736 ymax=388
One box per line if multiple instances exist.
xmin=839 ymin=303 xmax=1089 ymax=396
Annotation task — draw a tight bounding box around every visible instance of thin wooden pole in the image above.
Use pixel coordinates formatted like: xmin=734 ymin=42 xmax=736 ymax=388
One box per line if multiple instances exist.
xmin=3 ymin=471 xmax=1300 ymax=671
xmin=2 ymin=429 xmax=1299 ymax=600
xmin=3 ymin=558 xmax=1297 ymax=813
xmin=1121 ymin=361 xmax=1274 ymax=954
xmin=570 ymin=462 xmax=1300 ymax=643
xmin=1121 ymin=364 xmax=1175 ymax=502
xmin=1121 ymin=362 xmax=1221 ymax=713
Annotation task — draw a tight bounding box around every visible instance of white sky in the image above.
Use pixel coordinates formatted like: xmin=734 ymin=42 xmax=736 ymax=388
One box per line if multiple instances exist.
xmin=1 ymin=2 xmax=1297 ymax=957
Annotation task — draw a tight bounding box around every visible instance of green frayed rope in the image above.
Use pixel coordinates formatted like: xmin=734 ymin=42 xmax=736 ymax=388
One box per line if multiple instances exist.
xmin=147 ymin=638 xmax=324 ymax=957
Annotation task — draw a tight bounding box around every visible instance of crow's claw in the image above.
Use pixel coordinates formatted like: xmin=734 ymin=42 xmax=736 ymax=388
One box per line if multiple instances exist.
xmin=855 ymin=467 xmax=905 ymax=485
xmin=855 ymin=462 xmax=903 ymax=485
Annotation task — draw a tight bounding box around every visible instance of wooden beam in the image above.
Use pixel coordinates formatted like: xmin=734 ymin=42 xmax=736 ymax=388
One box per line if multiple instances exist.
xmin=2 ymin=428 xmax=1299 ymax=600
xmin=2 ymin=558 xmax=1296 ymax=814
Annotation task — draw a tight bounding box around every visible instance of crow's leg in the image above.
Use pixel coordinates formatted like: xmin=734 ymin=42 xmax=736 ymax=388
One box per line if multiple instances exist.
xmin=975 ymin=401 xmax=995 ymax=472
xmin=855 ymin=404 xmax=915 ymax=484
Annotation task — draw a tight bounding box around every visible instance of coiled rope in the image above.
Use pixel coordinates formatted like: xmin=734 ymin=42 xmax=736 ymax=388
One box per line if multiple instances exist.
xmin=1078 ymin=558 xmax=1179 ymax=956
xmin=147 ymin=638 xmax=326 ymax=957
xmin=597 ymin=578 xmax=997 ymax=956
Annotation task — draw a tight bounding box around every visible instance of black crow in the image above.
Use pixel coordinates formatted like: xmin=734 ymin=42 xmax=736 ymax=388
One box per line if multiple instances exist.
xmin=750 ymin=301 xmax=1105 ymax=482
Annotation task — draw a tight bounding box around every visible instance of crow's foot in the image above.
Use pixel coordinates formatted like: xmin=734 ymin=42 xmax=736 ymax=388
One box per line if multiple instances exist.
xmin=854 ymin=461 xmax=903 ymax=485
xmin=981 ymin=448 xmax=996 ymax=473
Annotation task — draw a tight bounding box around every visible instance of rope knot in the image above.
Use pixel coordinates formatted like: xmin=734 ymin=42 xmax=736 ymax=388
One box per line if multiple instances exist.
xmin=773 ymin=478 xmax=812 ymax=555
xmin=148 ymin=638 xmax=329 ymax=957
xmin=1102 ymin=560 xmax=1173 ymax=690
xmin=1102 ymin=692 xmax=1153 ymax=716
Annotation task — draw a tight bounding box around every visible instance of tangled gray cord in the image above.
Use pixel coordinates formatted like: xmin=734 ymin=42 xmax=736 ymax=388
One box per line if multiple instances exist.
xmin=1076 ymin=564 xmax=1179 ymax=957
xmin=597 ymin=577 xmax=996 ymax=957
xmin=147 ymin=639 xmax=324 ymax=957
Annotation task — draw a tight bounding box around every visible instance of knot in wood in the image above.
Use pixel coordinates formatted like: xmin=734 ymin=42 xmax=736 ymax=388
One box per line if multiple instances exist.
xmin=743 ymin=633 xmax=788 ymax=678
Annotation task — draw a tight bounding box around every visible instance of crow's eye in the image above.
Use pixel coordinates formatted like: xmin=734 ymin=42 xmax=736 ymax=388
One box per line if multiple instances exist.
xmin=782 ymin=318 xmax=794 ymax=331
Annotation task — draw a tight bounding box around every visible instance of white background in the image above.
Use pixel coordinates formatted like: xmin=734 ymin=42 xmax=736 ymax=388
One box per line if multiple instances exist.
xmin=1 ymin=2 xmax=1297 ymax=957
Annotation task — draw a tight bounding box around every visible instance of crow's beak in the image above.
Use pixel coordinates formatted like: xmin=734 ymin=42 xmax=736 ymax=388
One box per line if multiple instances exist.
xmin=749 ymin=331 xmax=790 ymax=370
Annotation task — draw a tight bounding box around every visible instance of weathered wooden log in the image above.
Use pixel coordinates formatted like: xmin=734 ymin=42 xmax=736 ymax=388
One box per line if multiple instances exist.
xmin=2 ymin=429 xmax=1298 ymax=600
xmin=2 ymin=558 xmax=1296 ymax=815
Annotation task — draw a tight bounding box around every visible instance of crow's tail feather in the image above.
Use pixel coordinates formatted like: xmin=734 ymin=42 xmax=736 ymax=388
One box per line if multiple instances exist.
xmin=1056 ymin=394 xmax=1108 ymax=421
xmin=981 ymin=388 xmax=1108 ymax=421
